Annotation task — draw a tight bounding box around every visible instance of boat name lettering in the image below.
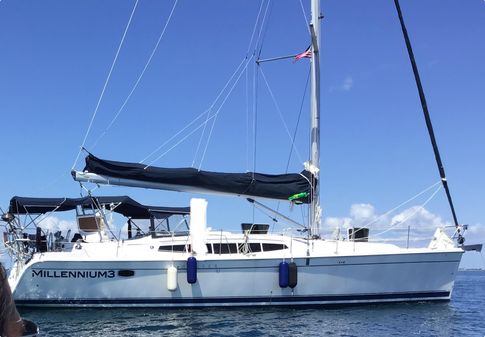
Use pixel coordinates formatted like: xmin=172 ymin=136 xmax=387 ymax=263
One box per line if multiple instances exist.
xmin=31 ymin=269 xmax=116 ymax=279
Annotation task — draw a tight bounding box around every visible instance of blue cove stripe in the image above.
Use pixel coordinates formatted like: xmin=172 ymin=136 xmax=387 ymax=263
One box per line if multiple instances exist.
xmin=16 ymin=291 xmax=450 ymax=306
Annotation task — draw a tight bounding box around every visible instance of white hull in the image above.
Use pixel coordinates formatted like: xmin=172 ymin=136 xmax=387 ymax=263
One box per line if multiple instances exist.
xmin=10 ymin=235 xmax=463 ymax=307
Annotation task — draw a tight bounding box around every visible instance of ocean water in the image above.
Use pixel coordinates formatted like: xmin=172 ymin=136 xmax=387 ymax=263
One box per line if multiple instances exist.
xmin=18 ymin=271 xmax=485 ymax=337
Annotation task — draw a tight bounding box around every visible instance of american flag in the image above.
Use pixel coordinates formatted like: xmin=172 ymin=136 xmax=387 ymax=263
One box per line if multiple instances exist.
xmin=293 ymin=46 xmax=312 ymax=62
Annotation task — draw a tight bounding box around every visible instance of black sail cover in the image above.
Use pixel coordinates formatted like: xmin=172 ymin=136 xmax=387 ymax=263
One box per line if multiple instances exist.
xmin=81 ymin=154 xmax=313 ymax=204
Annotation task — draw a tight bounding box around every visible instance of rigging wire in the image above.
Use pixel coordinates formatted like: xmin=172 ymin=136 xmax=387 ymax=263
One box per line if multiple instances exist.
xmin=275 ymin=65 xmax=311 ymax=213
xmin=144 ymin=113 xmax=217 ymax=168
xmin=191 ymin=107 xmax=212 ymax=167
xmin=191 ymin=56 xmax=250 ymax=167
xmin=90 ymin=0 xmax=180 ymax=151
xmin=71 ymin=0 xmax=139 ymax=170
xmin=252 ymin=61 xmax=260 ymax=176
xmin=246 ymin=0 xmax=266 ymax=224
xmin=362 ymin=180 xmax=442 ymax=229
xmin=34 ymin=171 xmax=70 ymax=193
xmin=254 ymin=0 xmax=273 ymax=59
xmin=259 ymin=67 xmax=304 ymax=164
xmin=141 ymin=64 xmax=251 ymax=166
xmin=245 ymin=1 xmax=266 ymax=56
xmin=141 ymin=1 xmax=273 ymax=170
xmin=195 ymin=1 xmax=273 ymax=170
xmin=197 ymin=0 xmax=271 ymax=170
xmin=140 ymin=108 xmax=212 ymax=164
xmin=252 ymin=204 xmax=278 ymax=224
xmin=372 ymin=182 xmax=442 ymax=238
xmin=197 ymin=56 xmax=256 ymax=170
xmin=244 ymin=0 xmax=266 ymax=171
xmin=284 ymin=65 xmax=311 ymax=173
xmin=30 ymin=200 xmax=67 ymax=233
xmin=146 ymin=55 xmax=255 ymax=169
xmin=246 ymin=64 xmax=250 ymax=172
xmin=250 ymin=2 xmax=271 ymax=176
xmin=249 ymin=2 xmax=271 ymax=177
xmin=299 ymin=0 xmax=311 ymax=35
xmin=142 ymin=1 xmax=269 ymax=168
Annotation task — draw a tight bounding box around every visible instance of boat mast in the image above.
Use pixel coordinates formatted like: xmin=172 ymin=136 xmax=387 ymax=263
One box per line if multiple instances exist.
xmin=309 ymin=0 xmax=321 ymax=238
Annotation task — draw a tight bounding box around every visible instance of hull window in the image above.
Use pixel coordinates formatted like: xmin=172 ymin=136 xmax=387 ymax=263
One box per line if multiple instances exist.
xmin=158 ymin=245 xmax=187 ymax=252
xmin=262 ymin=243 xmax=288 ymax=252
xmin=213 ymin=243 xmax=237 ymax=254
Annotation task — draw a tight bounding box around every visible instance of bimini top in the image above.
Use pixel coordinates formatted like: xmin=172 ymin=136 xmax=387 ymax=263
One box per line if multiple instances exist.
xmin=72 ymin=154 xmax=313 ymax=204
xmin=8 ymin=196 xmax=190 ymax=219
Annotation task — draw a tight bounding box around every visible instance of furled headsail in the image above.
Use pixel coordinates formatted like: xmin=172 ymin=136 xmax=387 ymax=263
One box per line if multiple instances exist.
xmin=72 ymin=154 xmax=313 ymax=204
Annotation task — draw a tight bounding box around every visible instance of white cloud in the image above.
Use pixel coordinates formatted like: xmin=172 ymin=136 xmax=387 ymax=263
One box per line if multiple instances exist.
xmin=390 ymin=206 xmax=450 ymax=231
xmin=36 ymin=216 xmax=77 ymax=235
xmin=329 ymin=75 xmax=354 ymax=93
xmin=326 ymin=203 xmax=390 ymax=230
xmin=341 ymin=76 xmax=353 ymax=91
xmin=325 ymin=216 xmax=352 ymax=229
xmin=350 ymin=203 xmax=375 ymax=222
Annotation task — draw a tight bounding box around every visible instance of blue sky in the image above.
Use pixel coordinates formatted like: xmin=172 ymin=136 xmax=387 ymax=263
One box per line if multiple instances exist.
xmin=0 ymin=0 xmax=484 ymax=267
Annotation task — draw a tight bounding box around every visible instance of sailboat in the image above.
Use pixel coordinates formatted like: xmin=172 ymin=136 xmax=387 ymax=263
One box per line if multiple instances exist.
xmin=2 ymin=0 xmax=480 ymax=307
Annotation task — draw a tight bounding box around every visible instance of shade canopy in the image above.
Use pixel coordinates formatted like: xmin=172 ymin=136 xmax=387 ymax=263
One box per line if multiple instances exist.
xmin=9 ymin=196 xmax=189 ymax=219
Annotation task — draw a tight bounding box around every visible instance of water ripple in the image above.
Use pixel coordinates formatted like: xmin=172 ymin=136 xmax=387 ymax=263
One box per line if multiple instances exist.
xmin=18 ymin=271 xmax=485 ymax=337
